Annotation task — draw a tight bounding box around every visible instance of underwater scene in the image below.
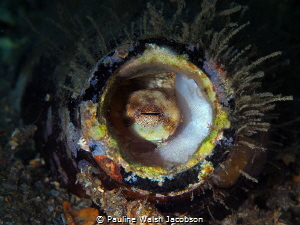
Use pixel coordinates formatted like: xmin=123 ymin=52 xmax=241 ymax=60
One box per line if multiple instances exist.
xmin=0 ymin=0 xmax=300 ymax=224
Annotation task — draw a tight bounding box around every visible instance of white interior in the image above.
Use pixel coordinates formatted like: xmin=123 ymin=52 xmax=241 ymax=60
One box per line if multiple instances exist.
xmin=153 ymin=73 xmax=213 ymax=169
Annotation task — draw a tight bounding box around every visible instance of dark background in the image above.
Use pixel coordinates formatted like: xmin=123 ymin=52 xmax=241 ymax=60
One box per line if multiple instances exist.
xmin=0 ymin=0 xmax=299 ymax=224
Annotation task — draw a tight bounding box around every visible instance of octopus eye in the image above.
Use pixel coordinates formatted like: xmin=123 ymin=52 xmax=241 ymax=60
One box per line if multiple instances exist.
xmin=21 ymin=0 xmax=293 ymax=222
xmin=125 ymin=89 xmax=181 ymax=142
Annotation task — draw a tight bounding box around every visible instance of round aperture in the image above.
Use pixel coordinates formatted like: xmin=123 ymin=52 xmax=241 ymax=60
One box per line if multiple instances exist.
xmin=78 ymin=41 xmax=230 ymax=184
